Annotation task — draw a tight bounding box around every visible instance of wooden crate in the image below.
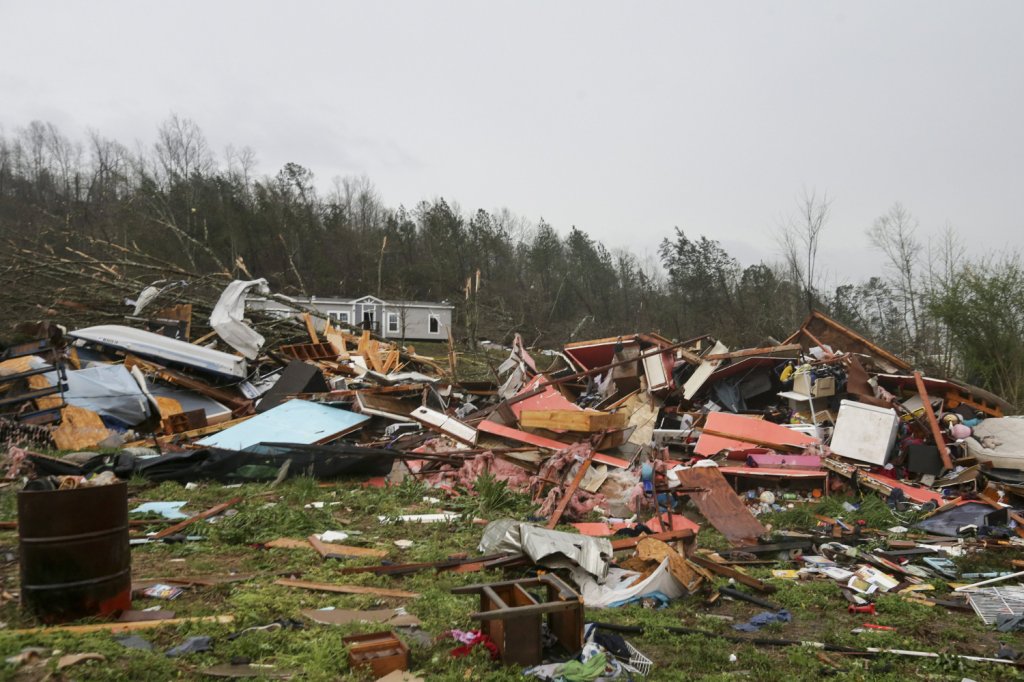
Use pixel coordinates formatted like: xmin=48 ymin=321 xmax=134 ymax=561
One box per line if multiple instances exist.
xmin=342 ymin=631 xmax=409 ymax=677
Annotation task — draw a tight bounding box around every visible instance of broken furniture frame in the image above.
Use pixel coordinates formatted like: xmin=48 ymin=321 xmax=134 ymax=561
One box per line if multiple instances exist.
xmin=0 ymin=333 xmax=68 ymax=425
xmin=451 ymin=574 xmax=583 ymax=666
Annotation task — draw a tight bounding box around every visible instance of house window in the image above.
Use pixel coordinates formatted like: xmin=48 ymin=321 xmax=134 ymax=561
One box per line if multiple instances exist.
xmin=429 ymin=314 xmax=440 ymax=334
xmin=329 ymin=311 xmax=350 ymax=324
xmin=387 ymin=313 xmax=400 ymax=333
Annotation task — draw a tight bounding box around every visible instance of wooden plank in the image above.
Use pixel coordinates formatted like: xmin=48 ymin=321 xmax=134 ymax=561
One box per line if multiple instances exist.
xmin=546 ymin=449 xmax=595 ymax=529
xmin=688 ymin=554 xmax=775 ymax=593
xmin=520 ymin=409 xmax=627 ymax=433
xmin=278 ymin=342 xmax=338 ymax=362
xmin=364 ymin=338 xmax=384 ymax=373
xmin=336 ymin=553 xmax=515 ymax=577
xmin=149 ymin=497 xmax=243 ymax=540
xmin=702 ymin=344 xmax=802 ymax=361
xmin=11 ymin=615 xmax=234 ymax=635
xmin=323 ymin=323 xmax=350 ymax=360
xmin=673 ymin=466 xmax=766 ymax=545
xmin=152 ymin=303 xmax=193 ymax=340
xmin=274 ymin=578 xmax=419 ymax=599
xmin=307 ymin=535 xmax=387 ymax=560
xmin=914 ymin=371 xmax=953 ymax=471
xmin=447 ymin=327 xmax=458 ymax=380
xmin=302 ymin=313 xmax=320 ymax=343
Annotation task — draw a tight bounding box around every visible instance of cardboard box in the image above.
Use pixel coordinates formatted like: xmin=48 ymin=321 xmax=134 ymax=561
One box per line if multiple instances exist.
xmin=793 ymin=373 xmax=835 ymax=398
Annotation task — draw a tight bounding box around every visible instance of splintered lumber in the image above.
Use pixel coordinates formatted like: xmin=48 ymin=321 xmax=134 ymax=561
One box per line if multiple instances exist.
xmin=520 ymin=409 xmax=627 ymax=433
xmin=364 ymin=338 xmax=385 ymax=373
xmin=307 ymin=535 xmax=388 ymax=560
xmin=274 ymin=578 xmax=419 ymax=599
xmin=610 ymin=528 xmax=695 ymax=551
xmin=149 ymin=497 xmax=243 ymax=540
xmin=323 ymin=323 xmax=350 ymax=360
xmin=672 ymin=466 xmax=767 ymax=545
xmin=153 ymin=415 xmax=253 ymax=447
xmin=381 ymin=348 xmax=400 ymax=374
xmin=11 ymin=615 xmax=234 ymax=635
xmin=124 ymin=355 xmax=253 ymax=413
xmin=823 ymin=457 xmax=944 ymax=505
xmin=302 ymin=313 xmax=320 ymax=343
xmin=688 ymin=554 xmax=775 ymax=593
xmin=546 ymin=448 xmax=596 ymax=529
xmin=914 ymin=371 xmax=953 ymax=471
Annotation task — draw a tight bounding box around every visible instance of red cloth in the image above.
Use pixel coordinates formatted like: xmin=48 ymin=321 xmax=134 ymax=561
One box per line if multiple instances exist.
xmin=450 ymin=632 xmax=500 ymax=661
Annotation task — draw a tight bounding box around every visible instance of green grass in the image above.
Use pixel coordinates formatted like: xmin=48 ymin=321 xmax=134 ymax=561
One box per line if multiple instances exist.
xmin=3 ymin=473 xmax=1024 ymax=680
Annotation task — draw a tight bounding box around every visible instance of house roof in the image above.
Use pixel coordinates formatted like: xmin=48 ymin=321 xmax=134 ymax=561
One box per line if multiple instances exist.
xmin=292 ymin=294 xmax=454 ymax=310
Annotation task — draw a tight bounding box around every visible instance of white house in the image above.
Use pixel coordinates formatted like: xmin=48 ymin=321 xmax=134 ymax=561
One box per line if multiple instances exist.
xmin=250 ymin=294 xmax=455 ymax=341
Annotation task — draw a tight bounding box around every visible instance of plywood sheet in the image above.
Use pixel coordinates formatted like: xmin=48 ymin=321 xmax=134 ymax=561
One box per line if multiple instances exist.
xmin=520 ymin=409 xmax=626 ymax=432
xmin=673 ymin=466 xmax=766 ymax=545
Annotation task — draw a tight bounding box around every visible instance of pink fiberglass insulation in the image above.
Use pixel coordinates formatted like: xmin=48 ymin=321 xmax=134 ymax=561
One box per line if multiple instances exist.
xmin=423 ymin=451 xmax=533 ymax=493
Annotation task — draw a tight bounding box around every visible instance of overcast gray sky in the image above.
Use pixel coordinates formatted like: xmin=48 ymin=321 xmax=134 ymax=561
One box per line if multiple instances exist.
xmin=2 ymin=1 xmax=1022 ymax=283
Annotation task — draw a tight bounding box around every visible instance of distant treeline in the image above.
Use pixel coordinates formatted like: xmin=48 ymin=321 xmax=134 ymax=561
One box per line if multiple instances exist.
xmin=1 ymin=116 xmax=1022 ymax=407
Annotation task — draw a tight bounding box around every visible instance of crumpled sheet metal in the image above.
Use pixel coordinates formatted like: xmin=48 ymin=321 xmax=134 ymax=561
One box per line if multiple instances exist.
xmin=210 ymin=278 xmax=270 ymax=360
xmin=479 ymin=519 xmax=612 ymax=581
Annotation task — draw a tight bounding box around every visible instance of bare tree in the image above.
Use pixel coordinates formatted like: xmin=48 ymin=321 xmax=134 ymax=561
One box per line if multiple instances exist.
xmin=923 ymin=223 xmax=965 ymax=375
xmin=153 ymin=114 xmax=213 ymax=184
xmin=867 ymin=202 xmax=922 ymax=355
xmin=225 ymin=144 xmax=258 ymax=198
xmin=776 ymin=188 xmax=832 ymax=316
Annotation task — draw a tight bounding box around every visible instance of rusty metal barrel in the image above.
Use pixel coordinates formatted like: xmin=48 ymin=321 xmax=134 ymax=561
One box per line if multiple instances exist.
xmin=18 ymin=482 xmax=131 ymax=623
